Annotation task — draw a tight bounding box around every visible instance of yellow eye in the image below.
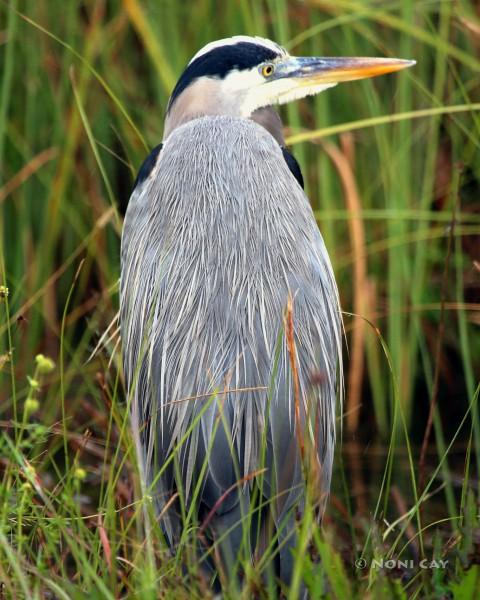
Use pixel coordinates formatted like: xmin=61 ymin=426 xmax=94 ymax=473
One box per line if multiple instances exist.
xmin=261 ymin=63 xmax=275 ymax=77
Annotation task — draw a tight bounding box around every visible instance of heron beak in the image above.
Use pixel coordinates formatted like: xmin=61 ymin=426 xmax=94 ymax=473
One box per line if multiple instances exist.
xmin=278 ymin=55 xmax=415 ymax=84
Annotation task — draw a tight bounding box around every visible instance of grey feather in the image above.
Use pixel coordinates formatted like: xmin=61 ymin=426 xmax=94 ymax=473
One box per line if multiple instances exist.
xmin=120 ymin=115 xmax=342 ymax=580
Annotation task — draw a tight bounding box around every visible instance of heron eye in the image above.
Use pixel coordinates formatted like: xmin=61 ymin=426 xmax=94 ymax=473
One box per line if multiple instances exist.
xmin=261 ymin=63 xmax=275 ymax=77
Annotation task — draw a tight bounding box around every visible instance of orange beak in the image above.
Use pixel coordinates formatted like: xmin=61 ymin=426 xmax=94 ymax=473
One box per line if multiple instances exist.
xmin=276 ymin=56 xmax=415 ymax=83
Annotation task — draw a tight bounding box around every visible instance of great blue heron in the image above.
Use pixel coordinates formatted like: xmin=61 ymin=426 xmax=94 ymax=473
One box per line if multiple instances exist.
xmin=120 ymin=36 xmax=413 ymax=590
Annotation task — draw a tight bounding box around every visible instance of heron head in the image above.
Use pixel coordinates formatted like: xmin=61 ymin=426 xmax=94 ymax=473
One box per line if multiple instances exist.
xmin=163 ymin=35 xmax=415 ymax=139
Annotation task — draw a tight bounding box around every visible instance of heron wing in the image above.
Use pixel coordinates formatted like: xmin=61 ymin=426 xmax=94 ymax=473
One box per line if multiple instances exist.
xmin=282 ymin=147 xmax=304 ymax=189
xmin=132 ymin=143 xmax=163 ymax=190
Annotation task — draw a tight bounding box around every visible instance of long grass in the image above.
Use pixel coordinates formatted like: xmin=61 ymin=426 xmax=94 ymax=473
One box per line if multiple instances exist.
xmin=0 ymin=0 xmax=479 ymax=597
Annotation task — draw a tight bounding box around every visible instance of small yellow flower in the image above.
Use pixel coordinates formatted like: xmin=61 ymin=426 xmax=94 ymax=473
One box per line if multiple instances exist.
xmin=35 ymin=354 xmax=55 ymax=375
xmin=24 ymin=464 xmax=36 ymax=478
xmin=21 ymin=482 xmax=32 ymax=492
xmin=0 ymin=285 xmax=9 ymax=300
xmin=24 ymin=397 xmax=40 ymax=415
xmin=27 ymin=376 xmax=40 ymax=390
xmin=74 ymin=467 xmax=87 ymax=481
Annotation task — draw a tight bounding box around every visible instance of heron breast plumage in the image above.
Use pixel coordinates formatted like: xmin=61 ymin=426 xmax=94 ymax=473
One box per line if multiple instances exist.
xmin=120 ymin=114 xmax=340 ymax=565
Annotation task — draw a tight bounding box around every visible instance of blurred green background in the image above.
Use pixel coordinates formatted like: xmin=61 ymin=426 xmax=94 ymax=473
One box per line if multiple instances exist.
xmin=0 ymin=0 xmax=479 ymax=597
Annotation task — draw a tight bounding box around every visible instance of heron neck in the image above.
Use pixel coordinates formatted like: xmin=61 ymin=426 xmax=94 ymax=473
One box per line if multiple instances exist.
xmin=163 ymin=80 xmax=284 ymax=145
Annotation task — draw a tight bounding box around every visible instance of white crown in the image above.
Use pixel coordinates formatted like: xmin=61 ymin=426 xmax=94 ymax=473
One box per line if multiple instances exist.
xmin=189 ymin=36 xmax=287 ymax=64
